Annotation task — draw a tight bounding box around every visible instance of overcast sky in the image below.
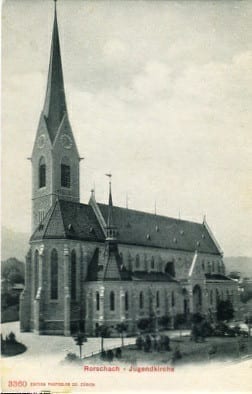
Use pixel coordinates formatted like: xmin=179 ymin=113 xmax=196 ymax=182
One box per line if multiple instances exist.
xmin=2 ymin=0 xmax=252 ymax=256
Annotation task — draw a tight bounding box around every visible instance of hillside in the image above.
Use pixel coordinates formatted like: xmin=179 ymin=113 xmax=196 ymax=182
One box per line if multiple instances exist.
xmin=224 ymin=256 xmax=252 ymax=278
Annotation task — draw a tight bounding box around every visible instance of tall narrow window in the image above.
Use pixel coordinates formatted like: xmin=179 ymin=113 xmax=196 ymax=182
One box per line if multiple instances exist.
xmin=50 ymin=249 xmax=58 ymax=300
xmin=61 ymin=157 xmax=71 ymax=188
xmin=171 ymin=291 xmax=175 ymax=307
xmin=96 ymin=292 xmax=100 ymax=311
xmin=156 ymin=291 xmax=160 ymax=308
xmin=110 ymin=291 xmax=115 ymax=311
xmin=39 ymin=157 xmax=46 ymax=188
xmin=125 ymin=291 xmax=129 ymax=311
xmin=34 ymin=250 xmax=39 ymax=298
xmin=139 ymin=291 xmax=144 ymax=309
xmin=135 ymin=254 xmax=140 ymax=269
xmin=165 ymin=261 xmax=175 ymax=277
xmin=71 ymin=250 xmax=77 ymax=300
xmin=151 ymin=256 xmax=155 ymax=270
xmin=210 ymin=290 xmax=213 ymax=305
xmin=215 ymin=289 xmax=219 ymax=306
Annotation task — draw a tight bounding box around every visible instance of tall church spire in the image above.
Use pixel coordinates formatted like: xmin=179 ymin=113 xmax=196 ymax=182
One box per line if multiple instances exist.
xmin=106 ymin=176 xmax=117 ymax=240
xmin=43 ymin=0 xmax=67 ymax=142
xmin=31 ymin=0 xmax=80 ymax=232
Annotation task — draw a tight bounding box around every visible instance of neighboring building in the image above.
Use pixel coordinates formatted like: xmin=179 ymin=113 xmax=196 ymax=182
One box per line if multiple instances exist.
xmin=20 ymin=2 xmax=239 ymax=336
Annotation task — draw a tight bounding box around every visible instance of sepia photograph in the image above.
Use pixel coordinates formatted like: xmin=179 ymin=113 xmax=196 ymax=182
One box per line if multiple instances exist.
xmin=1 ymin=0 xmax=252 ymax=392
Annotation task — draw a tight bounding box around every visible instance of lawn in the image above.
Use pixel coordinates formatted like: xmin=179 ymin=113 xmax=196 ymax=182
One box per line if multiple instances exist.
xmin=83 ymin=336 xmax=252 ymax=366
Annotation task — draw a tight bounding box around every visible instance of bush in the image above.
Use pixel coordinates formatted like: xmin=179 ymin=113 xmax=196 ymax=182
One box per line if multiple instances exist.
xmin=100 ymin=350 xmax=107 ymax=360
xmin=136 ymin=336 xmax=144 ymax=350
xmin=6 ymin=332 xmax=16 ymax=344
xmin=160 ymin=335 xmax=170 ymax=351
xmin=212 ymin=322 xmax=236 ymax=337
xmin=137 ymin=318 xmax=152 ymax=332
xmin=171 ymin=346 xmax=182 ymax=363
xmin=106 ymin=350 xmax=114 ymax=362
xmin=158 ymin=316 xmax=170 ymax=329
xmin=217 ymin=300 xmax=234 ymax=322
xmin=1 ymin=334 xmax=27 ymax=357
xmin=65 ymin=352 xmax=79 ymax=362
xmin=174 ymin=313 xmax=187 ymax=329
xmin=115 ymin=348 xmax=122 ymax=358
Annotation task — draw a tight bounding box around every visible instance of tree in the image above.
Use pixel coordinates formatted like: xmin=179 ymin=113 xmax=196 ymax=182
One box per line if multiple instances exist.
xmin=158 ymin=316 xmax=170 ymax=330
xmin=116 ymin=323 xmax=127 ymax=347
xmin=73 ymin=332 xmax=87 ymax=359
xmin=97 ymin=325 xmax=110 ymax=353
xmin=174 ymin=313 xmax=187 ymax=337
xmin=137 ymin=318 xmax=151 ymax=332
xmin=1 ymin=258 xmax=25 ymax=284
xmin=217 ymin=300 xmax=234 ymax=322
xmin=245 ymin=314 xmax=252 ymax=337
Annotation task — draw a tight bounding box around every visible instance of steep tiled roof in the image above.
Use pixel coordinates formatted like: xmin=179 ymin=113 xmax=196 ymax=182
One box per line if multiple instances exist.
xmin=31 ymin=200 xmax=221 ymax=256
xmin=43 ymin=5 xmax=67 ymax=142
xmin=98 ymin=204 xmax=220 ymax=255
xmin=30 ymin=200 xmax=104 ymax=242
xmin=86 ymin=250 xmax=176 ymax=282
xmin=86 ymin=245 xmax=132 ymax=281
xmin=205 ymin=274 xmax=232 ymax=281
xmin=132 ymin=271 xmax=177 ymax=282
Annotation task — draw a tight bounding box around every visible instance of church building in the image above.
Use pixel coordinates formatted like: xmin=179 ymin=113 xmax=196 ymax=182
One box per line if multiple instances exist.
xmin=20 ymin=2 xmax=239 ymax=336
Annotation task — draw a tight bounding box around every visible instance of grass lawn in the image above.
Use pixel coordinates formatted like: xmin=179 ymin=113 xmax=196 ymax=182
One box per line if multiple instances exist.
xmin=84 ymin=336 xmax=252 ymax=366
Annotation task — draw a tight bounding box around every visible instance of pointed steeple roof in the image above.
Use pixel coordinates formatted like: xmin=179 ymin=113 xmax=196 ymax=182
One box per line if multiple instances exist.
xmin=107 ymin=181 xmax=114 ymax=229
xmin=43 ymin=1 xmax=67 ymax=142
xmin=106 ymin=180 xmax=117 ymax=241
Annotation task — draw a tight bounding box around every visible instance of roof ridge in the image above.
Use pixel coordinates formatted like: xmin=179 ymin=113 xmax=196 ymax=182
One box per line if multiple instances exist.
xmin=97 ymin=202 xmax=202 ymax=226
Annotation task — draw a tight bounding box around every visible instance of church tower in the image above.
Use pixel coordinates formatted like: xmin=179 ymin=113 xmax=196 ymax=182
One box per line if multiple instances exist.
xmin=31 ymin=0 xmax=80 ymax=231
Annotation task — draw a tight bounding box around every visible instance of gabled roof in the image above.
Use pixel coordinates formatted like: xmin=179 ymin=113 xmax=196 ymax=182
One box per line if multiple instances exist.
xmin=30 ymin=200 xmax=104 ymax=242
xmin=86 ymin=245 xmax=132 ymax=281
xmin=98 ymin=203 xmax=220 ymax=255
xmin=31 ymin=200 xmax=221 ymax=256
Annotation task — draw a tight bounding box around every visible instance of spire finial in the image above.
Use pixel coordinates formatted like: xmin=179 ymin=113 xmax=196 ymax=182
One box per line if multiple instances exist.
xmin=105 ymin=174 xmax=116 ymax=239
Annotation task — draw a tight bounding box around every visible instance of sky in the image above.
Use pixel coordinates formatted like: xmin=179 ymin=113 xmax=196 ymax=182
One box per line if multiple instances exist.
xmin=2 ymin=0 xmax=252 ymax=256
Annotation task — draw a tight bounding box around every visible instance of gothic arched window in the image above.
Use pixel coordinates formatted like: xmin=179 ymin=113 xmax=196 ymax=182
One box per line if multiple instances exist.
xmin=34 ymin=250 xmax=39 ymax=298
xmin=96 ymin=292 xmax=100 ymax=311
xmin=110 ymin=291 xmax=115 ymax=311
xmin=39 ymin=157 xmax=46 ymax=188
xmin=50 ymin=249 xmax=58 ymax=300
xmin=61 ymin=157 xmax=71 ymax=188
xmin=125 ymin=291 xmax=129 ymax=311
xmin=215 ymin=289 xmax=219 ymax=306
xmin=139 ymin=291 xmax=144 ymax=309
xmin=171 ymin=291 xmax=175 ymax=307
xmin=156 ymin=291 xmax=160 ymax=308
xmin=71 ymin=250 xmax=77 ymax=300
xmin=210 ymin=290 xmax=213 ymax=305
